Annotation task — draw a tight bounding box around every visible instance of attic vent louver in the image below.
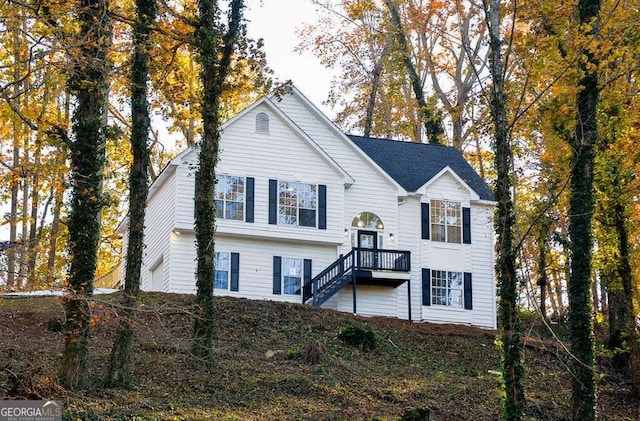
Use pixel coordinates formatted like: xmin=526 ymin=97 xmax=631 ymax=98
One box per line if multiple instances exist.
xmin=256 ymin=112 xmax=269 ymax=134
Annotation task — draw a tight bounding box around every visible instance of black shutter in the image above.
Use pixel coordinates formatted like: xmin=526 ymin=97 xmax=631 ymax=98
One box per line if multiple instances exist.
xmin=464 ymin=272 xmax=472 ymax=310
xmin=303 ymin=259 xmax=312 ymax=298
xmin=273 ymin=256 xmax=281 ymax=294
xmin=245 ymin=177 xmax=255 ymax=223
xmin=421 ymin=203 xmax=430 ymax=240
xmin=318 ymin=185 xmax=327 ymax=230
xmin=462 ymin=207 xmax=471 ymax=244
xmin=230 ymin=253 xmax=240 ymax=291
xmin=268 ymin=179 xmax=277 ymax=225
xmin=422 ymin=268 xmax=431 ymax=306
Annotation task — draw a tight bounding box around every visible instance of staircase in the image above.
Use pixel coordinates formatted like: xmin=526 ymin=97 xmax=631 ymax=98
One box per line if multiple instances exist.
xmin=303 ymin=248 xmax=410 ymax=307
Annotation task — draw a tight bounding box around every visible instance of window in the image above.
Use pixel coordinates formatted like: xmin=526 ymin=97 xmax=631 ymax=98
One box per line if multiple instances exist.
xmin=430 ymin=200 xmax=461 ymax=243
xmin=215 ymin=175 xmax=244 ymax=220
xmin=350 ymin=212 xmax=385 ymax=248
xmin=256 ymin=112 xmax=269 ymax=134
xmin=431 ymin=270 xmax=463 ymax=308
xmin=282 ymin=258 xmax=302 ymax=295
xmin=214 ymin=252 xmax=230 ymax=290
xmin=278 ymin=181 xmax=317 ymax=227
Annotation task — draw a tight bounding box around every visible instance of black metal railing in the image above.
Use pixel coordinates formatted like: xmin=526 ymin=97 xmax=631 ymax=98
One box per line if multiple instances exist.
xmin=303 ymin=248 xmax=410 ymax=306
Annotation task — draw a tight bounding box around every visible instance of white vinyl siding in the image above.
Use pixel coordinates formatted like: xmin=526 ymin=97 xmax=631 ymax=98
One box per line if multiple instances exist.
xmin=269 ymin=96 xmax=399 ymax=257
xmin=174 ymin=104 xmax=345 ymax=244
xmin=139 ymin=168 xmax=176 ymax=292
xmin=337 ymin=285 xmax=397 ymax=318
xmin=169 ymin=234 xmax=336 ymax=302
xmin=132 ymin=92 xmax=496 ymax=329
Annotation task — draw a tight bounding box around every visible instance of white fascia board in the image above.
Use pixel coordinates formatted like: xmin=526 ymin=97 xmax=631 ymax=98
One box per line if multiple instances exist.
xmin=115 ymin=216 xmax=129 ymax=235
xmin=277 ymin=85 xmax=408 ymax=196
xmin=415 ymin=166 xmax=481 ymax=201
xmin=474 ymin=199 xmax=497 ymax=206
xmin=116 ymin=159 xmax=180 ymax=234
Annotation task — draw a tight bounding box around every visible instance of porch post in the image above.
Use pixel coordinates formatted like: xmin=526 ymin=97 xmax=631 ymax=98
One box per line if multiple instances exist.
xmin=407 ymin=279 xmax=412 ymax=323
xmin=352 ymin=275 xmax=357 ymax=314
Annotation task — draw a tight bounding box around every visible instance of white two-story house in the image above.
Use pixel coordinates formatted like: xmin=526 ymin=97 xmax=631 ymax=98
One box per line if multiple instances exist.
xmin=117 ymin=86 xmax=497 ymax=329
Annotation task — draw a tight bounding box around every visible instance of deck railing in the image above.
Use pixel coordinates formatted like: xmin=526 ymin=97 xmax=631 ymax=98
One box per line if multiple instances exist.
xmin=94 ymin=260 xmax=122 ymax=289
xmin=303 ymin=248 xmax=410 ymax=306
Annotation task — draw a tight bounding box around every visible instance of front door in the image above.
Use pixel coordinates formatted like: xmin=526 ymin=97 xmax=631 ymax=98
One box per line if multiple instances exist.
xmin=357 ymin=230 xmax=378 ymax=269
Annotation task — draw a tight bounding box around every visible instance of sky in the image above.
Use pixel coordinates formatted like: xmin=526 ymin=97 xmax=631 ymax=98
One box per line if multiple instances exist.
xmin=244 ymin=0 xmax=335 ymax=118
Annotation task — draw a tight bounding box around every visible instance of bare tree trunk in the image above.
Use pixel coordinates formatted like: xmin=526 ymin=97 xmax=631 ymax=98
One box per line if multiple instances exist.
xmin=7 ymin=6 xmax=23 ymax=290
xmin=363 ymin=41 xmax=389 ymax=137
xmin=536 ymin=215 xmax=551 ymax=321
xmin=47 ymin=190 xmax=63 ymax=283
xmin=548 ymin=271 xmax=560 ymax=320
xmin=26 ymin=140 xmax=41 ymax=289
xmin=19 ymin=65 xmax=30 ymax=285
xmin=7 ymin=130 xmax=20 ymax=290
xmin=385 ymin=0 xmax=444 ymax=144
xmin=364 ymin=60 xmax=383 ymax=137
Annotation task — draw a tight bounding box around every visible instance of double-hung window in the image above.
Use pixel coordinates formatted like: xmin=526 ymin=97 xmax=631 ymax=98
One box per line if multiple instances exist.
xmin=214 ymin=252 xmax=230 ymax=290
xmin=214 ymin=251 xmax=239 ymax=291
xmin=430 ymin=200 xmax=461 ymax=243
xmin=215 ymin=175 xmax=245 ymax=220
xmin=278 ymin=181 xmax=317 ymax=227
xmin=282 ymin=257 xmax=303 ymax=295
xmin=431 ymin=270 xmax=463 ymax=308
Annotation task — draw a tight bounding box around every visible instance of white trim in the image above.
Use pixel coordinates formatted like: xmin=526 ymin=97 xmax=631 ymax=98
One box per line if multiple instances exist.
xmin=371 ymin=271 xmax=411 ymax=280
xmin=416 ymin=166 xmax=480 ymax=201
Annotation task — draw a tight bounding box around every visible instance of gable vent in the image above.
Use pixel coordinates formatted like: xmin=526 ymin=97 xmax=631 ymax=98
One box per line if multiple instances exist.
xmin=256 ymin=112 xmax=269 ymax=134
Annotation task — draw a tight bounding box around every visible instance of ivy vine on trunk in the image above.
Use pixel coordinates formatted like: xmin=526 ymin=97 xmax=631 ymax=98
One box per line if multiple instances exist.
xmin=58 ymin=0 xmax=112 ymax=390
xmin=106 ymin=0 xmax=156 ymax=387
xmin=482 ymin=0 xmax=525 ymax=418
xmin=567 ymin=0 xmax=601 ymax=417
xmin=191 ymin=0 xmax=245 ymax=359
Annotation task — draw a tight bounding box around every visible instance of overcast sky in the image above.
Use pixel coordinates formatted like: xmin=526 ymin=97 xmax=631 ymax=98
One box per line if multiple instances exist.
xmin=244 ymin=0 xmax=335 ymax=118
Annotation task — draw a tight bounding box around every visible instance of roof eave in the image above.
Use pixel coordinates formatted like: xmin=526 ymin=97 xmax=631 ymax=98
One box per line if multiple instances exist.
xmin=279 ymin=86 xmax=406 ymax=195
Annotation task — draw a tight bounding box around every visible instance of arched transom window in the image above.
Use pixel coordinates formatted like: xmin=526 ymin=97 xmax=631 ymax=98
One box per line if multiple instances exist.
xmin=350 ymin=212 xmax=385 ymax=248
xmin=351 ymin=212 xmax=384 ymax=230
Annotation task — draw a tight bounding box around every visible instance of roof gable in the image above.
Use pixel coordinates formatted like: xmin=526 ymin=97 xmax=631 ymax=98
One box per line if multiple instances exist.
xmin=348 ymin=135 xmax=494 ymax=201
xmin=162 ymin=96 xmax=355 ymax=187
xmin=270 ymin=86 xmax=407 ymax=195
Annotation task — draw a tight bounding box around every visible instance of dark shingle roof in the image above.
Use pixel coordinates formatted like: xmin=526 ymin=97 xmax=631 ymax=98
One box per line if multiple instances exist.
xmin=348 ymin=135 xmax=494 ymax=201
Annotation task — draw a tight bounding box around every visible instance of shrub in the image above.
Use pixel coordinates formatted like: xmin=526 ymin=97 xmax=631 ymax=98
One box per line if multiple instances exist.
xmin=337 ymin=324 xmax=377 ymax=351
xmin=401 ymin=406 xmax=431 ymax=421
xmin=286 ymin=341 xmax=325 ymax=364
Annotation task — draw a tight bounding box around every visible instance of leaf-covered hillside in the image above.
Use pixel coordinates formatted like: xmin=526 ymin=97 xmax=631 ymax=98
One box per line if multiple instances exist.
xmin=1 ymin=293 xmax=637 ymax=420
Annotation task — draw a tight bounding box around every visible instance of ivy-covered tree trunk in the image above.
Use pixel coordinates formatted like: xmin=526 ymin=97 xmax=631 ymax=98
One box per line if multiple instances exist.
xmin=567 ymin=0 xmax=601 ymax=416
xmin=106 ymin=0 xmax=156 ymax=387
xmin=483 ymin=0 xmax=524 ymax=419
xmin=58 ymin=0 xmax=112 ymax=390
xmin=191 ymin=0 xmax=245 ymax=358
xmin=613 ymin=201 xmax=640 ymax=394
